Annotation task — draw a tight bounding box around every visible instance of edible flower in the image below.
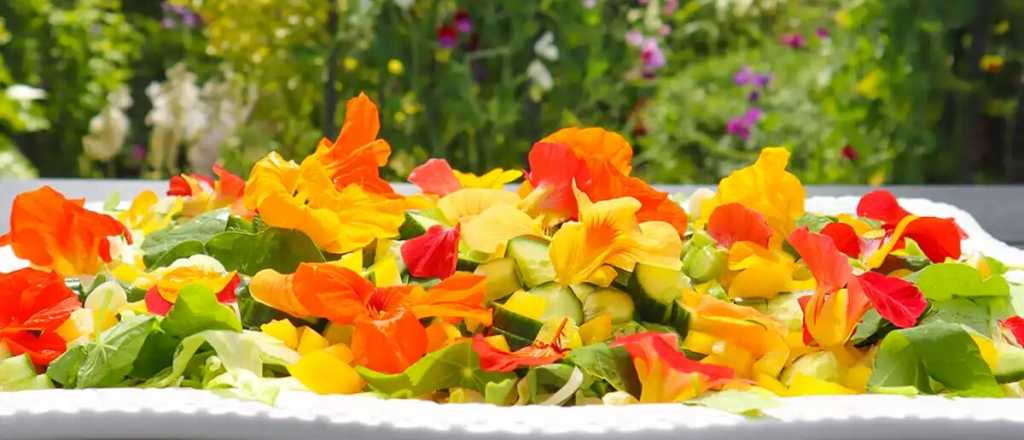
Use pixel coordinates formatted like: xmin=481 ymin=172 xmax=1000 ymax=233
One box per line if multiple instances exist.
xmin=142 ymin=255 xmax=240 ymax=315
xmin=707 ymin=203 xmax=774 ymax=249
xmin=549 ymin=186 xmax=681 ymax=285
xmin=523 ymin=142 xmax=592 ymax=219
xmin=408 ymin=158 xmax=523 ymax=196
xmin=1000 ymin=316 xmax=1024 ymax=347
xmin=684 ymin=291 xmax=791 ymax=379
xmin=401 ymin=225 xmax=460 ymax=279
xmin=118 ymin=190 xmax=183 ymax=235
xmin=0 ymin=268 xmax=81 ymax=366
xmin=459 ymin=204 xmax=544 ymax=254
xmin=700 ymin=147 xmax=804 ymax=237
xmin=0 ymin=186 xmax=131 ymax=276
xmin=250 ymin=263 xmax=489 ymax=373
xmin=856 ymin=190 xmax=965 ymax=267
xmin=310 ymin=93 xmax=395 ymax=195
xmin=167 ymin=164 xmax=250 ymax=217
xmin=473 ymin=318 xmax=569 ymax=372
xmin=611 ymin=332 xmax=734 ymax=403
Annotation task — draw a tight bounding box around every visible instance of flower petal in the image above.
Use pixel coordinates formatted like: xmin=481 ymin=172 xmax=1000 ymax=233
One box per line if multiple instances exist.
xmin=408 ymin=158 xmax=462 ymax=196
xmin=471 ymin=334 xmax=563 ymax=372
xmin=525 ymin=142 xmax=592 ymax=218
xmin=787 ymin=227 xmax=851 ymax=295
xmin=293 ymin=263 xmax=375 ymax=324
xmin=707 ymin=203 xmax=773 ymax=248
xmin=853 ymin=271 xmax=926 ymax=328
xmin=401 ymin=225 xmax=460 ymax=279
xmin=705 ymin=147 xmax=804 ymax=237
xmin=460 ymin=205 xmax=543 ymax=254
xmin=1000 ymin=316 xmax=1024 ymax=347
xmin=350 ymin=306 xmax=427 ymax=373
xmin=540 ymin=127 xmax=633 ymax=175
xmin=437 ymin=188 xmax=521 ymax=224
xmin=820 ymin=222 xmax=861 ymax=258
xmin=856 ymin=190 xmax=909 ymax=225
xmin=406 ymin=272 xmax=491 ymax=325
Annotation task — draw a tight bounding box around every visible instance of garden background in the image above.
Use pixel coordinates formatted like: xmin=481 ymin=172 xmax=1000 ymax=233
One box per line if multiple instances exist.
xmin=0 ymin=0 xmax=1021 ymax=185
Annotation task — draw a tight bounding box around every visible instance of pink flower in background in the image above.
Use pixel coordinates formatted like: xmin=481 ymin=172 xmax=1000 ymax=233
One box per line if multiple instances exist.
xmin=625 ymin=30 xmax=645 ymax=47
xmin=842 ymin=145 xmax=859 ymax=161
xmin=816 ymin=27 xmax=830 ymax=39
xmin=663 ymin=0 xmax=679 ymax=14
xmin=659 ymin=25 xmax=671 ymax=36
xmin=454 ymin=11 xmax=473 ymax=34
xmin=733 ymin=66 xmax=771 ymax=88
xmin=131 ymin=144 xmax=147 ymax=162
xmin=437 ymin=25 xmax=458 ymax=48
xmin=726 ymin=108 xmax=763 ymax=140
xmin=641 ymin=38 xmax=666 ymax=70
xmin=780 ymin=33 xmax=806 ymax=49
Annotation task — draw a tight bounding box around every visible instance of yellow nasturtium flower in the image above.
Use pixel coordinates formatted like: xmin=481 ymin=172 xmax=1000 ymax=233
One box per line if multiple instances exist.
xmin=724 ymin=242 xmax=814 ymax=299
xmin=460 ymin=204 xmax=544 ymax=254
xmin=549 ymin=186 xmax=681 ymax=285
xmin=700 ymin=147 xmax=805 ymax=237
xmin=453 ymin=168 xmax=523 ymax=189
xmin=118 ymin=190 xmax=182 ymax=235
xmin=436 ymin=188 xmax=520 ymax=224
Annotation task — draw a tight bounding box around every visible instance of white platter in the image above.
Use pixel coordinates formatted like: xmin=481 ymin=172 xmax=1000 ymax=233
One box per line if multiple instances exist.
xmin=0 ymin=196 xmax=1023 ymax=439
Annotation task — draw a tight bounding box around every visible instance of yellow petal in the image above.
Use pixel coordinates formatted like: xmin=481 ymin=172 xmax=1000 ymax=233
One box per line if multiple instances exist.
xmin=261 ymin=319 xmax=300 ymax=350
xmin=437 ymin=188 xmax=520 ymax=224
xmin=703 ymin=147 xmax=804 ymax=237
xmin=461 ymin=205 xmax=543 ymax=254
xmin=288 ymin=350 xmax=365 ymax=394
xmin=297 ymin=327 xmax=330 ymax=355
xmin=580 ymin=314 xmax=612 ymax=345
xmin=454 ymin=168 xmax=523 ymax=189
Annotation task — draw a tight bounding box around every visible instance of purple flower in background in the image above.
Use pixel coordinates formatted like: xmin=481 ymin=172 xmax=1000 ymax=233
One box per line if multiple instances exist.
xmin=747 ymin=90 xmax=760 ymax=102
xmin=131 ymin=144 xmax=147 ymax=162
xmin=161 ymin=1 xmax=200 ymax=28
xmin=779 ymin=33 xmax=806 ymax=49
xmin=641 ymin=38 xmax=666 ymax=69
xmin=625 ymin=30 xmax=644 ymax=47
xmin=437 ymin=25 xmax=458 ymax=48
xmin=815 ymin=27 xmax=830 ymax=39
xmin=454 ymin=11 xmax=473 ymax=34
xmin=726 ymin=108 xmax=763 ymax=140
xmin=733 ymin=66 xmax=771 ymax=88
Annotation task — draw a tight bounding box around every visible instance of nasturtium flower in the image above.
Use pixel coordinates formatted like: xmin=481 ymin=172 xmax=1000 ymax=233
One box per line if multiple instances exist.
xmin=311 ymin=93 xmax=395 ymax=195
xmin=453 ymin=168 xmax=522 ymax=189
xmin=707 ymin=203 xmax=773 ymax=249
xmin=549 ymin=187 xmax=681 ymax=285
xmin=142 ymin=255 xmax=240 ymax=315
xmin=611 ymin=332 xmax=734 ymax=403
xmin=856 ymin=190 xmax=964 ymax=267
xmin=401 ymin=225 xmax=460 ymax=279
xmin=683 ymin=291 xmax=790 ymax=378
xmin=244 ymin=151 xmax=407 ymax=254
xmin=460 ymin=205 xmax=543 ymax=254
xmin=472 ymin=320 xmax=568 ymax=372
xmin=701 ymin=147 xmax=805 ymax=237
xmin=1000 ymin=316 xmax=1024 ymax=347
xmin=723 ymin=242 xmax=811 ymax=299
xmin=119 ymin=190 xmax=183 ymax=235
xmin=408 ymin=158 xmax=462 ymax=196
xmin=168 ymin=164 xmax=250 ymax=217
xmin=0 ymin=268 xmax=81 ymax=366
xmin=437 ymin=188 xmax=521 ymax=224
xmin=789 ymin=227 xmax=926 ymax=347
xmin=1 ymin=186 xmax=131 ymax=276
xmin=540 ymin=127 xmax=633 ymax=175
xmin=820 ymin=222 xmax=861 ymax=258
xmin=249 ymin=263 xmax=488 ymax=373
xmin=523 ymin=142 xmax=592 ymax=219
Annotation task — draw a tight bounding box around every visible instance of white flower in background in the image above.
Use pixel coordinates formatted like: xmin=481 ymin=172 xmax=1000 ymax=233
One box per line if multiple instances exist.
xmin=527 ymin=60 xmax=553 ymax=92
xmin=534 ymin=31 xmax=559 ymax=61
xmin=393 ymin=0 xmax=415 ymax=10
xmin=714 ymin=0 xmax=782 ymax=17
xmin=5 ymin=84 xmax=46 ymax=102
xmin=145 ymin=63 xmax=205 ymax=176
xmin=187 ymin=70 xmax=258 ymax=173
xmin=82 ymin=86 xmax=133 ymax=161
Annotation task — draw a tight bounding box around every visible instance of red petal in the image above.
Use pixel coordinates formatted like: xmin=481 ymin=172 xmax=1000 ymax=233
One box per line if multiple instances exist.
xmin=611 ymin=332 xmax=734 ymax=381
xmin=856 ymin=190 xmax=909 ymax=225
xmin=212 ymin=164 xmax=246 ymax=200
xmin=797 ymin=295 xmax=815 ymax=346
xmin=526 ymin=142 xmax=592 ymax=218
xmin=902 ymin=217 xmax=963 ymax=263
xmin=820 ymin=222 xmax=861 ymax=258
xmin=216 ymin=273 xmax=241 ymax=304
xmin=1000 ymin=316 xmax=1024 ymax=347
xmin=3 ymin=331 xmax=66 ymax=366
xmin=167 ymin=175 xmax=193 ymax=196
xmin=400 ymin=225 xmax=460 ymax=279
xmin=853 ymin=271 xmax=926 ymax=328
xmin=408 ymin=158 xmax=462 ymax=196
xmin=0 ymin=268 xmax=80 ymax=332
xmin=707 ymin=203 xmax=773 ymax=248
xmin=472 ymin=335 xmax=564 ymax=372
xmin=145 ymin=287 xmax=173 ymax=316
xmin=787 ymin=227 xmax=852 ymax=294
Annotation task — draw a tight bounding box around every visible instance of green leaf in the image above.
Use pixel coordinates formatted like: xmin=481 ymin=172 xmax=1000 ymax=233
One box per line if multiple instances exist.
xmin=920 ymin=297 xmax=990 ymax=335
xmin=50 ymin=315 xmax=158 ymax=388
xmin=689 ymin=389 xmax=780 ymax=417
xmin=516 ymin=363 xmax=582 ymax=404
xmin=205 ymin=370 xmax=298 ymax=405
xmin=144 ymin=330 xmax=299 ymax=388
xmin=142 ymin=209 xmax=229 ymax=267
xmin=564 ymin=342 xmax=640 ymax=397
xmin=794 ymin=213 xmax=835 ymax=233
xmin=204 ymin=228 xmax=325 ymax=276
xmin=161 ymin=284 xmax=242 ymax=338
xmin=851 ymin=308 xmax=896 ymax=347
xmin=356 ymin=342 xmax=515 ymax=398
xmin=149 ymin=240 xmax=207 ymax=268
xmin=914 ymin=263 xmax=1009 ymax=301
xmin=869 ymin=322 xmax=1001 ymax=397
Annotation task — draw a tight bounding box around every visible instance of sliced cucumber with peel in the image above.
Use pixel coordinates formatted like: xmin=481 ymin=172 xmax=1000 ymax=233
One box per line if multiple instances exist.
xmin=475 ymin=258 xmax=522 ymax=302
xmin=529 ymin=283 xmax=584 ymax=324
xmin=582 ymin=287 xmax=635 ymax=324
xmin=506 ymin=236 xmax=557 ymax=288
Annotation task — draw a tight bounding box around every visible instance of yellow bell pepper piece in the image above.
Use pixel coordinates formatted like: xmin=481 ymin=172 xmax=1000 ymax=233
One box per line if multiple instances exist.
xmin=484 ymin=335 xmax=511 ymax=352
xmin=502 ymin=291 xmax=547 ymax=320
xmin=297 ymin=327 xmax=330 ymax=355
xmin=261 ymin=319 xmax=299 ymax=349
xmin=288 ymin=350 xmax=365 ymax=394
xmin=580 ymin=314 xmax=612 ymax=345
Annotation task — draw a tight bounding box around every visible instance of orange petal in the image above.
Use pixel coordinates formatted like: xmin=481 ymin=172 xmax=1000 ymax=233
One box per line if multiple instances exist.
xmin=292 ymin=263 xmax=375 ymax=324
xmin=540 ymin=127 xmax=634 ymax=175
xmin=350 ymin=307 xmax=427 ymax=373
xmin=407 ymin=272 xmax=491 ymax=325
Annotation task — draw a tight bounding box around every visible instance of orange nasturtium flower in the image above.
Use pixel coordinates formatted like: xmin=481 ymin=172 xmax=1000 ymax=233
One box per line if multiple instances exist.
xmin=311 ymin=92 xmax=395 ymax=195
xmin=250 ymin=263 xmax=490 ymax=373
xmin=0 ymin=268 xmax=82 ymax=366
xmin=0 ymin=186 xmax=131 ymax=276
xmin=700 ymin=147 xmax=805 ymax=237
xmin=549 ymin=186 xmax=682 ymax=286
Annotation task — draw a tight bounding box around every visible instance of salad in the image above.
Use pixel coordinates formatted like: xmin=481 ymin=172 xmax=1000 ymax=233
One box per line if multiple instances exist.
xmin=1 ymin=92 xmax=1022 ymax=408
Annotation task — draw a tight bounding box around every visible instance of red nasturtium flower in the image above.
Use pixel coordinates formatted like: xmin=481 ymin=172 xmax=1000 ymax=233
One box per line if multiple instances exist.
xmin=789 ymin=227 xmax=927 ymax=347
xmin=1000 ymin=316 xmax=1024 ymax=347
xmin=0 ymin=268 xmax=81 ymax=366
xmin=820 ymin=222 xmax=861 ymax=258
xmin=472 ymin=318 xmax=571 ymax=372
xmin=0 ymin=186 xmax=131 ymax=276
xmin=856 ymin=189 xmax=965 ymax=265
xmin=407 ymin=158 xmax=462 ymax=196
xmin=611 ymin=332 xmax=734 ymax=403
xmin=250 ymin=263 xmax=490 ymax=373
xmin=707 ymin=203 xmax=774 ymax=248
xmin=168 ymin=164 xmax=251 ymax=217
xmin=401 ymin=225 xmax=460 ymax=279
xmin=524 ymin=142 xmax=592 ymax=218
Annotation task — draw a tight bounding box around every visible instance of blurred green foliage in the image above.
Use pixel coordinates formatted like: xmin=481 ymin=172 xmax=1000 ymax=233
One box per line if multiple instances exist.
xmin=0 ymin=0 xmax=1021 ymax=183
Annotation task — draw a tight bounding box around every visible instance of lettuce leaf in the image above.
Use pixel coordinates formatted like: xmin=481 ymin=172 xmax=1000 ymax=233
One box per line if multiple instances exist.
xmin=142 ymin=209 xmax=229 ymax=267
xmin=689 ymin=389 xmax=780 ymax=417
xmin=144 ymin=330 xmax=299 ymax=388
xmin=204 ymin=228 xmax=325 ymax=276
xmin=48 ymin=315 xmax=157 ymax=388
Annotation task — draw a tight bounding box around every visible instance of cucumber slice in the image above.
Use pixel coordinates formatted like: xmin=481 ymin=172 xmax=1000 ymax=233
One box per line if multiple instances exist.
xmin=398 ymin=211 xmax=442 ymax=240
xmin=492 ymin=304 xmax=543 ymax=342
xmin=570 ymin=283 xmax=597 ymax=302
xmin=529 ymin=283 xmax=584 ymax=324
xmin=475 ymin=258 xmax=522 ymax=302
xmin=682 ymin=245 xmax=727 ymax=283
xmin=4 ymin=374 xmax=53 ymax=391
xmin=994 ymin=341 xmax=1024 ymax=383
xmin=625 ymin=265 xmax=691 ymax=336
xmin=0 ymin=354 xmax=38 ymax=388
xmin=506 ymin=236 xmax=556 ymax=288
xmin=583 ymin=287 xmax=635 ymax=324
